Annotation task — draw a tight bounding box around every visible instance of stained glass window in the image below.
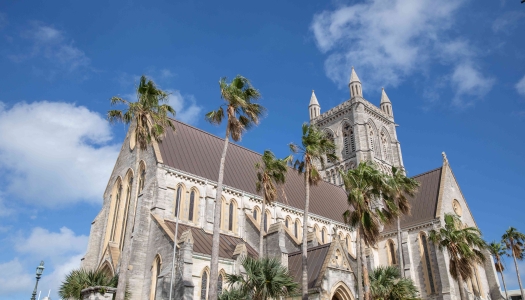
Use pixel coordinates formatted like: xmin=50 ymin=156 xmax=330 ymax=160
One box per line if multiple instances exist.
xmin=188 ymin=191 xmax=195 ymax=221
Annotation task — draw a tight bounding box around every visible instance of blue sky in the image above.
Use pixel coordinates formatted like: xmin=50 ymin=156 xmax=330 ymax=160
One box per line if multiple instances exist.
xmin=0 ymin=0 xmax=524 ymax=298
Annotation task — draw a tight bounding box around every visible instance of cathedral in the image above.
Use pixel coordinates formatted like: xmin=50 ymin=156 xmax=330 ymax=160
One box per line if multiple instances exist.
xmin=81 ymin=68 xmax=504 ymax=300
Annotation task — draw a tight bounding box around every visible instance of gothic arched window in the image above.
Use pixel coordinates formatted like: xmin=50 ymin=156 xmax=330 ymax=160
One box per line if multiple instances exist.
xmin=200 ymin=269 xmax=209 ymax=300
xmin=149 ymin=255 xmax=161 ymax=300
xmin=218 ymin=274 xmax=223 ymax=296
xmin=380 ymin=130 xmax=392 ymax=163
xmin=228 ymin=202 xmax=234 ymax=231
xmin=343 ymin=123 xmax=355 ymax=157
xmin=175 ymin=186 xmax=183 ymax=218
xmin=138 ymin=162 xmax=146 ymax=194
xmin=387 ymin=240 xmax=397 ymax=266
xmin=188 ymin=190 xmax=195 ymax=222
xmin=110 ymin=179 xmax=122 ymax=242
xmin=419 ymin=232 xmax=436 ymax=295
xmin=119 ymin=172 xmax=133 ymax=251
xmin=294 ymin=219 xmax=301 ymax=239
xmin=325 ymin=130 xmax=335 ymax=163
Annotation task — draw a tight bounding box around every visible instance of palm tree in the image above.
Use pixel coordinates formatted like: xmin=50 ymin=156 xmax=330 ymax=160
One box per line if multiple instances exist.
xmin=289 ymin=123 xmax=337 ymax=300
xmin=59 ymin=268 xmax=125 ymax=300
xmin=107 ymin=75 xmax=176 ymax=300
xmin=224 ymin=256 xmax=298 ymax=300
xmin=429 ymin=214 xmax=486 ymax=300
xmin=218 ymin=287 xmax=247 ymax=300
xmin=369 ymin=265 xmax=420 ymax=300
xmin=488 ymin=241 xmax=509 ymax=299
xmin=502 ymin=227 xmax=525 ymax=300
xmin=255 ymin=150 xmax=291 ymax=256
xmin=205 ymin=75 xmax=264 ymax=300
xmin=384 ymin=166 xmax=420 ymax=277
xmin=341 ymin=161 xmax=393 ymax=300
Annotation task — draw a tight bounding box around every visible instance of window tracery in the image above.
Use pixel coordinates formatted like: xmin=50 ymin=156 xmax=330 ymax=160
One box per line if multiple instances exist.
xmin=343 ymin=123 xmax=355 ymax=157
xmin=387 ymin=240 xmax=397 ymax=266
xmin=419 ymin=232 xmax=436 ymax=295
xmin=200 ymin=269 xmax=209 ymax=300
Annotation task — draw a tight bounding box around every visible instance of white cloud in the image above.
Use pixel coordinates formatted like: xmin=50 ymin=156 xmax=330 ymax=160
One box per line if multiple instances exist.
xmin=0 ymin=101 xmax=119 ymax=206
xmin=167 ymin=90 xmax=203 ymax=125
xmin=0 ymin=258 xmax=33 ymax=296
xmin=160 ymin=69 xmax=175 ymax=79
xmin=310 ymin=0 xmax=493 ymax=107
xmin=15 ymin=227 xmax=88 ymax=262
xmin=451 ymin=62 xmax=495 ymax=107
xmin=0 ymin=227 xmax=87 ymax=299
xmin=516 ymin=75 xmax=525 ymax=97
xmin=492 ymin=11 xmax=525 ymax=34
xmin=9 ymin=22 xmax=90 ymax=72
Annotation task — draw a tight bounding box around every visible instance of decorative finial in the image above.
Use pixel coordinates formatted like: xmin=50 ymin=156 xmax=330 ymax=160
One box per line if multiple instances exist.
xmin=442 ymin=152 xmax=448 ymax=164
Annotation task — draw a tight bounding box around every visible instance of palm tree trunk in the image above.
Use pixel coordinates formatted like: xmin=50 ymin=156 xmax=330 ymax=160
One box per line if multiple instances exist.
xmin=499 ymin=268 xmax=509 ymax=300
xmin=356 ymin=231 xmax=364 ymax=300
xmin=396 ymin=216 xmax=404 ymax=278
xmin=259 ymin=197 xmax=266 ymax=256
xmin=301 ymin=163 xmax=310 ymax=300
xmin=209 ymin=132 xmax=230 ymax=300
xmin=456 ymin=261 xmax=468 ymax=300
xmin=360 ymin=229 xmax=370 ymax=300
xmin=512 ymin=249 xmax=525 ymax=300
xmin=115 ymin=146 xmax=142 ymax=300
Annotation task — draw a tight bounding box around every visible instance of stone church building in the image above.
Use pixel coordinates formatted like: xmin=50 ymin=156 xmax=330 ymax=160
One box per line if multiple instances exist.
xmin=81 ymin=68 xmax=504 ymax=300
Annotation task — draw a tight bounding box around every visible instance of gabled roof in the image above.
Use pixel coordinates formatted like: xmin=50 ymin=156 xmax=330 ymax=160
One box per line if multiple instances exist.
xmin=164 ymin=220 xmax=258 ymax=259
xmin=384 ymin=167 xmax=443 ymax=232
xmin=288 ymin=244 xmax=331 ymax=289
xmin=158 ymin=120 xmax=349 ymax=223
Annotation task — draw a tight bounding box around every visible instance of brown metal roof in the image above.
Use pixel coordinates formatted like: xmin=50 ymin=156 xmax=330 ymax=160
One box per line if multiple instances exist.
xmin=384 ymin=167 xmax=443 ymax=232
xmin=164 ymin=220 xmax=258 ymax=259
xmin=287 ymin=244 xmax=331 ymax=289
xmin=159 ymin=120 xmax=350 ymax=223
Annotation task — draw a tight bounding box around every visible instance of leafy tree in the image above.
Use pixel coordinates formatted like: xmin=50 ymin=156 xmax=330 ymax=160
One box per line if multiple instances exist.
xmin=289 ymin=123 xmax=337 ymax=300
xmin=502 ymin=227 xmax=525 ymax=300
xmin=108 ymin=75 xmax=176 ymax=300
xmin=218 ymin=287 xmax=247 ymax=300
xmin=224 ymin=256 xmax=298 ymax=300
xmin=205 ymin=75 xmax=264 ymax=300
xmin=341 ymin=161 xmax=394 ymax=300
xmin=429 ymin=214 xmax=486 ymax=300
xmin=488 ymin=241 xmax=509 ymax=299
xmin=384 ymin=166 xmax=419 ymax=277
xmin=59 ymin=268 xmax=128 ymax=300
xmin=369 ymin=265 xmax=420 ymax=300
xmin=255 ymin=150 xmax=291 ymax=256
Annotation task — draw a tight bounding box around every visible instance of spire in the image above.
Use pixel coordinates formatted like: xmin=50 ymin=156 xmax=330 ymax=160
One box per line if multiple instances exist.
xmin=309 ymin=90 xmax=319 ymax=106
xmin=309 ymin=90 xmax=320 ymax=121
xmin=380 ymin=88 xmax=391 ymax=104
xmin=349 ymin=66 xmax=361 ymax=84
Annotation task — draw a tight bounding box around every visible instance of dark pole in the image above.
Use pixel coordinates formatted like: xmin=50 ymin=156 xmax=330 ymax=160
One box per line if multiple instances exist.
xmin=30 ymin=261 xmax=45 ymax=300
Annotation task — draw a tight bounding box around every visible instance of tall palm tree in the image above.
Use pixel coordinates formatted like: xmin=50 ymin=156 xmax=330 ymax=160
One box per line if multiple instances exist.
xmin=502 ymin=227 xmax=525 ymax=300
xmin=341 ymin=161 xmax=393 ymax=300
xmin=107 ymin=75 xmax=175 ymax=300
xmin=59 ymin=268 xmax=125 ymax=300
xmin=255 ymin=150 xmax=291 ymax=256
xmin=384 ymin=166 xmax=420 ymax=277
xmin=206 ymin=75 xmax=264 ymax=300
xmin=289 ymin=123 xmax=337 ymax=300
xmin=488 ymin=241 xmax=509 ymax=299
xmin=224 ymin=256 xmax=298 ymax=300
xmin=369 ymin=265 xmax=420 ymax=300
xmin=429 ymin=214 xmax=486 ymax=300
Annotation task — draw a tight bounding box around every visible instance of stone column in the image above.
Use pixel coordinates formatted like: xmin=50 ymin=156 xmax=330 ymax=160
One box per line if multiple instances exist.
xmin=176 ymin=230 xmax=195 ymax=300
xmin=265 ymin=222 xmax=290 ymax=267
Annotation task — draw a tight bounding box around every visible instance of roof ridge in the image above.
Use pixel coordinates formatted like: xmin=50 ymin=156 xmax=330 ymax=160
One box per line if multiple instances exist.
xmin=410 ymin=166 xmax=442 ymax=179
xmin=288 ymin=243 xmax=331 ymax=256
xmin=170 ymin=117 xmax=266 ymax=157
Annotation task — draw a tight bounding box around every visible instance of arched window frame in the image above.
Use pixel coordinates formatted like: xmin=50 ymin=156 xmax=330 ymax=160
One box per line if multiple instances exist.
xmin=108 ymin=177 xmax=123 ymax=244
xmin=200 ymin=267 xmax=209 ymax=300
xmin=321 ymin=227 xmax=328 ymax=244
xmin=218 ymin=269 xmax=226 ymax=296
xmin=285 ymin=216 xmax=292 ymax=230
xmin=149 ymin=255 xmax=162 ymax=300
xmin=221 ymin=199 xmax=238 ymax=234
xmin=380 ymin=128 xmax=392 ymax=163
xmin=314 ymin=224 xmax=321 ymax=243
xmin=253 ymin=205 xmax=261 ymax=223
xmin=138 ymin=161 xmax=146 ymax=194
xmin=367 ymin=121 xmax=381 ymax=159
xmin=118 ymin=169 xmax=134 ymax=251
xmin=419 ymin=232 xmax=437 ymax=295
xmin=342 ymin=122 xmax=355 ymax=157
xmin=264 ymin=209 xmax=272 ymax=232
xmin=294 ymin=219 xmax=302 ymax=239
xmin=346 ymin=234 xmax=352 ymax=255
xmin=185 ymin=188 xmax=200 ymax=223
xmin=387 ymin=239 xmax=397 ymax=266
xmin=174 ymin=184 xmax=186 ymax=219
xmin=324 ymin=129 xmax=335 ymax=163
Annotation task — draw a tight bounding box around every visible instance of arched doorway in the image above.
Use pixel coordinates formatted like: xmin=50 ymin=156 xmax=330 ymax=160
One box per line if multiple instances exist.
xmin=330 ymin=281 xmax=354 ymax=300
